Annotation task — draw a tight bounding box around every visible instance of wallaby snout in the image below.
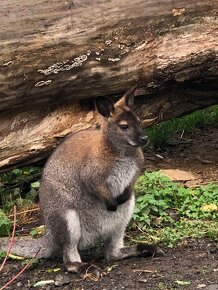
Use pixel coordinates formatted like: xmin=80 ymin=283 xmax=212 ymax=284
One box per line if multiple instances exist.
xmin=125 ymin=129 xmax=148 ymax=147
xmin=127 ymin=124 xmax=148 ymax=147
xmin=136 ymin=132 xmax=149 ymax=147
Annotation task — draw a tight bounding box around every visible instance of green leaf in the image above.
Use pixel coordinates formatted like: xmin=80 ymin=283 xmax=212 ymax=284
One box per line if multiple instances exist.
xmin=11 ymin=169 xmax=21 ymax=175
xmin=31 ymin=181 xmax=40 ymax=189
xmin=30 ymin=225 xmax=45 ymax=238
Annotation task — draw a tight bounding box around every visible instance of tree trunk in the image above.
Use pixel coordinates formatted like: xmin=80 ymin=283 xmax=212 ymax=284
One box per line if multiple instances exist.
xmin=0 ymin=0 xmax=217 ymax=172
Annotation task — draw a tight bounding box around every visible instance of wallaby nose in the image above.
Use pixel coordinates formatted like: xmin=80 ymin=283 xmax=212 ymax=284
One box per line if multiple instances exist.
xmin=139 ymin=135 xmax=148 ymax=145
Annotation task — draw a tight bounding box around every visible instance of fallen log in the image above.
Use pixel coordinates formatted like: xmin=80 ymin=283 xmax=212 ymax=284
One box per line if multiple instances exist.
xmin=0 ymin=0 xmax=217 ymax=172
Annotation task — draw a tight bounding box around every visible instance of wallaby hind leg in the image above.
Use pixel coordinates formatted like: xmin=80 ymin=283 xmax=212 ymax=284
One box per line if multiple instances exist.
xmin=105 ymin=229 xmax=158 ymax=261
xmin=63 ymin=209 xmax=86 ymax=273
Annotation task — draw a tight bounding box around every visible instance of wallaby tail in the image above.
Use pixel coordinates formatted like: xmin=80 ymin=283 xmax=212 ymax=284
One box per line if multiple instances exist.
xmin=0 ymin=235 xmax=52 ymax=259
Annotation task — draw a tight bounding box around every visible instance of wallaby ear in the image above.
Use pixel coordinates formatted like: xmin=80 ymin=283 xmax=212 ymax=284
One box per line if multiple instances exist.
xmin=115 ymin=85 xmax=137 ymax=108
xmin=95 ymin=97 xmax=115 ymax=118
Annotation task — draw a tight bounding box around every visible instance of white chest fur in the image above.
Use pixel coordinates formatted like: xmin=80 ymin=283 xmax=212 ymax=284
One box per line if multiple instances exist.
xmin=106 ymin=158 xmax=139 ymax=197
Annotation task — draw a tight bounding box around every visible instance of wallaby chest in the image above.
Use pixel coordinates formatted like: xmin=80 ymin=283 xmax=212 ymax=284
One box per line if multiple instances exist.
xmin=106 ymin=157 xmax=139 ymax=197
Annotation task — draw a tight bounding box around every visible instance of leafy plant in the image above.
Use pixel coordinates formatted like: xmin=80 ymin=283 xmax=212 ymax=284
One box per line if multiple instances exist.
xmin=0 ymin=167 xmax=41 ymax=211
xmin=132 ymin=171 xmax=218 ymax=246
xmin=0 ymin=209 xmax=12 ymax=237
xmin=158 ymin=220 xmax=218 ymax=247
xmin=0 ymin=250 xmax=6 ymax=260
xmin=133 ymin=172 xmax=183 ymax=228
xmin=180 ymin=183 xmax=218 ymax=220
xmin=21 ymin=258 xmax=40 ymax=270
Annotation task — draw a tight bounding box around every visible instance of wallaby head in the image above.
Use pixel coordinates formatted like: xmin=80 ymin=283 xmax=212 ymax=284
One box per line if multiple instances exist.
xmin=96 ymin=86 xmax=148 ymax=149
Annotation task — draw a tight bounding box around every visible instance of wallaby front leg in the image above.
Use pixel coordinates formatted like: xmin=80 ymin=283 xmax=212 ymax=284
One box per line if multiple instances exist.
xmin=63 ymin=246 xmax=86 ymax=273
xmin=63 ymin=209 xmax=85 ymax=273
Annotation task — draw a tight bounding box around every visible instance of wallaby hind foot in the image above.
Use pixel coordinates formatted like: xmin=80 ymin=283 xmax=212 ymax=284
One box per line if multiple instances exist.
xmin=106 ymin=244 xmax=160 ymax=261
xmin=104 ymin=229 xmax=162 ymax=261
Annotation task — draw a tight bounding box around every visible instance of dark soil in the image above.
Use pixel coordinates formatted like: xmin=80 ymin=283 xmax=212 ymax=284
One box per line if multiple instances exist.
xmin=144 ymin=126 xmax=218 ymax=182
xmin=1 ymin=239 xmax=218 ymax=290
xmin=1 ymin=127 xmax=217 ymax=290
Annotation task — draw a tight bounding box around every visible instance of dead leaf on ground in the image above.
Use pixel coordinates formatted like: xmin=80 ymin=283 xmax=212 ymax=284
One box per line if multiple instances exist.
xmin=200 ymin=204 xmax=218 ymax=212
xmin=175 ymin=280 xmax=191 ymax=286
xmin=172 ymin=8 xmax=185 ymax=16
xmin=197 ymin=284 xmax=206 ymax=289
xmin=107 ymin=264 xmax=119 ymax=273
xmin=34 ymin=280 xmax=55 ymax=287
xmin=185 ymin=179 xmax=203 ymax=188
xmin=160 ymin=169 xmax=197 ymax=181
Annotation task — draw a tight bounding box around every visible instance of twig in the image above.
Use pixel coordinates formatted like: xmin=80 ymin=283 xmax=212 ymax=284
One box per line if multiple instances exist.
xmin=76 ymin=264 xmax=103 ymax=282
xmin=0 ymin=206 xmax=17 ymax=272
xmin=135 ymin=223 xmax=147 ymax=234
xmin=0 ymin=249 xmax=40 ymax=290
xmin=133 ymin=269 xmax=155 ymax=273
xmin=155 ymin=154 xmax=164 ymax=159
xmin=7 ymin=207 xmax=39 ymax=218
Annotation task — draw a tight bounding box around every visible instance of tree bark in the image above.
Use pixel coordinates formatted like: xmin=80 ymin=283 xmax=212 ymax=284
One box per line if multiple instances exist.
xmin=0 ymin=0 xmax=217 ymax=172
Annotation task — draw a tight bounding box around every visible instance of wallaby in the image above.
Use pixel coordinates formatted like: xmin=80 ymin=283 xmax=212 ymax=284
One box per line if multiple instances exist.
xmin=0 ymin=87 xmax=159 ymax=273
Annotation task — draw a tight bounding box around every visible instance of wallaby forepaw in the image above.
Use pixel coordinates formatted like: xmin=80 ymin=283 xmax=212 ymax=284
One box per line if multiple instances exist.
xmin=116 ymin=186 xmax=132 ymax=205
xmin=137 ymin=244 xmax=164 ymax=258
xmin=105 ymin=199 xmax=118 ymax=211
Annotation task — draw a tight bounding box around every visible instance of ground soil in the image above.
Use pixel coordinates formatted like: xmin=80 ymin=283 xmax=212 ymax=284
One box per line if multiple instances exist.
xmin=1 ymin=239 xmax=218 ymax=290
xmin=144 ymin=126 xmax=218 ymax=182
xmin=1 ymin=126 xmax=217 ymax=290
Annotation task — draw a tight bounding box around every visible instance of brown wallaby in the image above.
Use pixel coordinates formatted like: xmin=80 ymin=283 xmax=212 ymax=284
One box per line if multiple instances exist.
xmin=0 ymin=87 xmax=159 ymax=273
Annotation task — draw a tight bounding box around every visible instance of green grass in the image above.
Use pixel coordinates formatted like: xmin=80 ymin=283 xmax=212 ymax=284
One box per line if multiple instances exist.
xmin=132 ymin=171 xmax=218 ymax=247
xmin=147 ymin=105 xmax=218 ymax=149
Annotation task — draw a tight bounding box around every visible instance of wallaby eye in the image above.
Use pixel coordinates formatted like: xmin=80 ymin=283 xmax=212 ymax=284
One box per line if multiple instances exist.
xmin=119 ymin=124 xmax=129 ymax=130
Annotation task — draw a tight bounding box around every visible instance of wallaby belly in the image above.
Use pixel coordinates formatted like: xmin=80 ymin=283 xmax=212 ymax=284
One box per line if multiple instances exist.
xmin=76 ymin=195 xmax=135 ymax=249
